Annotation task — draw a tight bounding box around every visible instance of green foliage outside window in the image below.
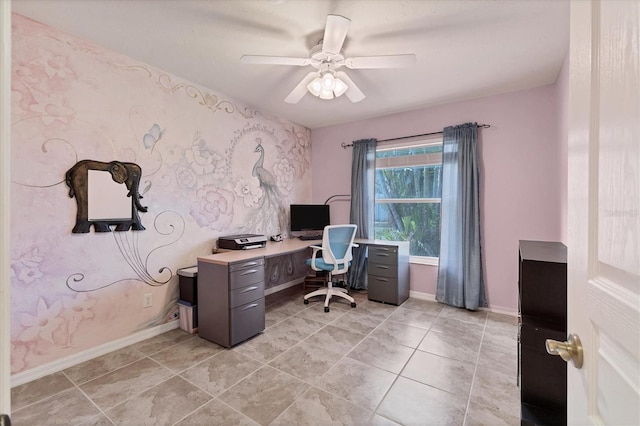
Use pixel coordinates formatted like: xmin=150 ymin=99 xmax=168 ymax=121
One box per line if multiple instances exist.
xmin=374 ymin=143 xmax=442 ymax=257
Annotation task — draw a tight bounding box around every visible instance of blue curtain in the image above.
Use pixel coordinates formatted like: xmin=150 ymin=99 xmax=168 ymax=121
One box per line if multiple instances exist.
xmin=348 ymin=138 xmax=377 ymax=290
xmin=436 ymin=123 xmax=485 ymax=310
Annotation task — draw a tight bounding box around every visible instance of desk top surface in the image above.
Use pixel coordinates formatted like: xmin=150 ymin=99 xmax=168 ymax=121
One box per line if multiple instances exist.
xmin=199 ymin=238 xmax=320 ymax=265
xmin=198 ymin=238 xmax=407 ymax=265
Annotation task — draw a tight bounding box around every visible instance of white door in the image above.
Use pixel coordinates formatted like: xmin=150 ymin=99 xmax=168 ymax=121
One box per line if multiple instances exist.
xmin=567 ymin=0 xmax=640 ymax=424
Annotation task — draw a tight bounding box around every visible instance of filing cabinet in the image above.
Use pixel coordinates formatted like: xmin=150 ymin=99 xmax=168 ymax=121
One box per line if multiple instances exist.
xmin=197 ymin=257 xmax=265 ymax=347
xmin=366 ymin=241 xmax=409 ymax=305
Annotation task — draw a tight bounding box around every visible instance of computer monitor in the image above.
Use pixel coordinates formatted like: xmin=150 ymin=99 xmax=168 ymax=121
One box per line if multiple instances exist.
xmin=290 ymin=204 xmax=330 ymax=234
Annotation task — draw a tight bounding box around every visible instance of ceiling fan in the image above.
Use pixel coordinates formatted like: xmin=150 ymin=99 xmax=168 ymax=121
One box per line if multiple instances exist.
xmin=240 ymin=14 xmax=416 ymax=104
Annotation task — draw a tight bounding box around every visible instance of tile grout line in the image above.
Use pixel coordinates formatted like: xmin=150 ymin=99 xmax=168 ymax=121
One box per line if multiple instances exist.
xmin=368 ymin=302 xmax=443 ymax=420
xmin=14 ymin=291 xmax=517 ymax=425
xmin=260 ymin=296 xmax=397 ymax=422
xmin=173 ymin=352 xmax=266 ymax=425
xmin=61 ymin=368 xmax=116 ymax=426
xmin=462 ymin=312 xmax=489 ymax=426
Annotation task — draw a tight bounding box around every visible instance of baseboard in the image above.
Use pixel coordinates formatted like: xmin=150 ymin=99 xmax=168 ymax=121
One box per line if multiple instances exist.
xmin=480 ymin=304 xmax=518 ymax=317
xmin=11 ymin=320 xmax=179 ymax=387
xmin=408 ymin=290 xmax=517 ymax=317
xmin=409 ymin=290 xmax=437 ymax=302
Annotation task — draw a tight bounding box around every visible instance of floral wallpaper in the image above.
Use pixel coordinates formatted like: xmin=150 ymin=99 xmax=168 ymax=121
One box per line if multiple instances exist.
xmin=10 ymin=14 xmax=312 ymax=374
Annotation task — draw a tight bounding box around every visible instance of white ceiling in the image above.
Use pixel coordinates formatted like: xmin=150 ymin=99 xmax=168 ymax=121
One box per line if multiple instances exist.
xmin=12 ymin=0 xmax=569 ymax=129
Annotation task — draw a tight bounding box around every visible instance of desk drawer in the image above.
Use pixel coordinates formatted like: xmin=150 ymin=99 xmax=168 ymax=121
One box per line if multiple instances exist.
xmin=368 ymin=246 xmax=399 ymax=266
xmin=229 ymin=266 xmax=264 ymax=290
xmin=230 ymin=282 xmax=264 ymax=309
xmin=229 ymin=258 xmax=265 ymax=272
xmin=367 ymin=263 xmax=397 ymax=278
xmin=368 ymin=275 xmax=400 ymax=304
xmin=230 ymin=298 xmax=265 ymax=346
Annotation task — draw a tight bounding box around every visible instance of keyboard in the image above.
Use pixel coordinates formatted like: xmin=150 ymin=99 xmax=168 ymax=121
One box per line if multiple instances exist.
xmin=298 ymin=234 xmax=322 ymax=241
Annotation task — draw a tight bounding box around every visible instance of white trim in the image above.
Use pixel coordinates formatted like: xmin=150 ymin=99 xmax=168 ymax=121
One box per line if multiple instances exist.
xmin=11 ymin=279 xmax=306 ymax=387
xmin=1 ymin=1 xmax=11 ymax=416
xmin=11 ymin=321 xmax=179 ymax=387
xmin=409 ymin=290 xmax=437 ymax=302
xmin=376 ymin=198 xmax=440 ymax=204
xmin=479 ymin=304 xmax=518 ymax=317
xmin=408 ymin=291 xmax=518 ymax=317
xmin=409 ymin=256 xmax=439 ymax=266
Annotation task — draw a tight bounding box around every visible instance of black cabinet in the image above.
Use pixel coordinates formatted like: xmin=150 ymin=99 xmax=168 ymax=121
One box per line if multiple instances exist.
xmin=518 ymin=240 xmax=567 ymax=425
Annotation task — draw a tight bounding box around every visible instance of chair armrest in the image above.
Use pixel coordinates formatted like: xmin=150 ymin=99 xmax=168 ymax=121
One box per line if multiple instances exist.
xmin=309 ymin=245 xmax=323 ymax=270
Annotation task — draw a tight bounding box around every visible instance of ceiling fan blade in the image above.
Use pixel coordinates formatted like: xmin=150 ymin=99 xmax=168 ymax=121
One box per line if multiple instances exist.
xmin=345 ymin=54 xmax=417 ymax=69
xmin=335 ymin=71 xmax=365 ymax=103
xmin=241 ymin=55 xmax=311 ymax=66
xmin=322 ymin=15 xmax=350 ymax=54
xmin=284 ymin=72 xmax=318 ymax=104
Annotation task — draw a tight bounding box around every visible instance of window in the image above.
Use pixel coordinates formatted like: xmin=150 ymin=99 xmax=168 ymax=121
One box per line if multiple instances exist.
xmin=374 ymin=138 xmax=442 ymax=259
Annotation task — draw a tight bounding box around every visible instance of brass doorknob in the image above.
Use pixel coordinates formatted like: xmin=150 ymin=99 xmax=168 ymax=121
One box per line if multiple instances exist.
xmin=545 ymin=333 xmax=583 ymax=369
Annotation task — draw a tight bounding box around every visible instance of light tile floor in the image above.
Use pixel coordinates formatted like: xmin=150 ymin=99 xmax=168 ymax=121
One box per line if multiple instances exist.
xmin=11 ymin=287 xmax=520 ymax=425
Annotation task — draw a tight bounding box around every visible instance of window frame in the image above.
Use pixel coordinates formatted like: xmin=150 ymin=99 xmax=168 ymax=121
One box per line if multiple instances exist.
xmin=374 ymin=136 xmax=443 ymax=265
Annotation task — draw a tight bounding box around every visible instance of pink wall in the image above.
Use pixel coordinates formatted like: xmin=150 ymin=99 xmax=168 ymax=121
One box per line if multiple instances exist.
xmin=11 ymin=14 xmax=312 ymax=374
xmin=312 ymin=85 xmax=563 ymax=312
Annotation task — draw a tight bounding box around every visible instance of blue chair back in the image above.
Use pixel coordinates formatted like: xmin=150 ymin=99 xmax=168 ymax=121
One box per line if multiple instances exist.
xmin=327 ymin=225 xmax=357 ymax=261
xmin=320 ymin=224 xmax=357 ymax=274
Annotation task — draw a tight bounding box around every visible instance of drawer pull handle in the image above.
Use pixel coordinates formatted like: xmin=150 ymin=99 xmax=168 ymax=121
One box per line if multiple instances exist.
xmin=241 ymin=303 xmax=259 ymax=311
xmin=240 ymin=269 xmax=258 ymax=276
xmin=375 ymin=278 xmax=390 ymax=282
xmin=241 ymin=262 xmax=259 ymax=268
xmin=241 ymin=286 xmax=259 ymax=293
xmin=375 ymin=265 xmax=390 ymax=270
xmin=374 ymin=253 xmax=390 ymax=257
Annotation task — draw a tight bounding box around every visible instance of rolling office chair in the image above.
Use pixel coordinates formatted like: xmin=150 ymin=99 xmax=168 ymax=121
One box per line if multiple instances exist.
xmin=303 ymin=224 xmax=358 ymax=312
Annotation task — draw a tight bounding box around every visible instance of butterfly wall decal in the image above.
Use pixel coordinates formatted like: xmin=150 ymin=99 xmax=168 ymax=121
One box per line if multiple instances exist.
xmin=143 ymin=124 xmax=164 ymax=149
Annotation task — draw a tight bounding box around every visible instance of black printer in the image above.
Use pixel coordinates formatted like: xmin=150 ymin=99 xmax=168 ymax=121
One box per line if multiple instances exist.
xmin=217 ymin=234 xmax=267 ymax=250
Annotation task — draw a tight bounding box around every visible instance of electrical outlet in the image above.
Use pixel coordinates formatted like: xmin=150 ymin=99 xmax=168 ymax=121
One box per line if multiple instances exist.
xmin=143 ymin=293 xmax=152 ymax=308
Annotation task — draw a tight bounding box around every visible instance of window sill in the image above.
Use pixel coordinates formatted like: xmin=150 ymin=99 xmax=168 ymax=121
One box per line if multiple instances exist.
xmin=409 ymin=256 xmax=439 ymax=267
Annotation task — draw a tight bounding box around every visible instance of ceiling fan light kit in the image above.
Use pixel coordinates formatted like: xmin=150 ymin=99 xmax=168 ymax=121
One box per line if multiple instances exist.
xmin=332 ymin=78 xmax=348 ymax=97
xmin=241 ymin=14 xmax=416 ymax=104
xmin=307 ymin=78 xmax=323 ymax=96
xmin=307 ymin=71 xmax=348 ymax=99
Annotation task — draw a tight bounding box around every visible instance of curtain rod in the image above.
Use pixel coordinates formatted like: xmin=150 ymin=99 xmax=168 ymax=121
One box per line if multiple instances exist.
xmin=340 ymin=124 xmax=491 ymax=149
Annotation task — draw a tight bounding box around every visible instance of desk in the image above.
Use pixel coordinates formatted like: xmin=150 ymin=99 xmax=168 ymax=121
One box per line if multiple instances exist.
xmin=197 ymin=238 xmax=320 ymax=347
xmin=201 ymin=237 xmax=321 ymax=266
xmin=197 ymin=238 xmax=409 ymax=347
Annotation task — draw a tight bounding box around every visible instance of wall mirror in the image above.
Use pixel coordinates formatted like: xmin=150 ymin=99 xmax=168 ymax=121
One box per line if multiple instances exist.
xmin=65 ymin=160 xmax=148 ymax=233
xmin=88 ymin=170 xmax=132 ymax=221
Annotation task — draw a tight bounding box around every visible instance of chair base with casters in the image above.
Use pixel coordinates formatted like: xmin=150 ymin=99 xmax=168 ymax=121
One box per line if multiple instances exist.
xmin=303 ymin=276 xmax=356 ymax=312
xmin=303 ymin=224 xmax=359 ymax=313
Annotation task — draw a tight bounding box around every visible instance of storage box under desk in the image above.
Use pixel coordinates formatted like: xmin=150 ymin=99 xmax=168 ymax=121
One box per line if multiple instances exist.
xmin=177 ymin=266 xmax=198 ymax=305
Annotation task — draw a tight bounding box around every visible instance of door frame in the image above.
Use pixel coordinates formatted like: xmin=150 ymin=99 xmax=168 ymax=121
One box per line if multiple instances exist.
xmin=1 ymin=0 xmax=12 ymax=419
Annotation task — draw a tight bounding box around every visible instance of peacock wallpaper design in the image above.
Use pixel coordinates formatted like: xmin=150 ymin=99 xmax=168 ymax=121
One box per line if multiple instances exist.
xmin=10 ymin=14 xmax=312 ymax=375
